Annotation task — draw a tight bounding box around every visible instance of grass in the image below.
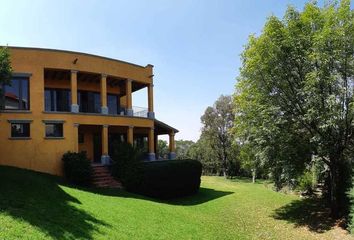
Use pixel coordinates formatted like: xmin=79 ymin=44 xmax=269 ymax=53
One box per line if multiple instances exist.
xmin=0 ymin=166 xmax=352 ymax=240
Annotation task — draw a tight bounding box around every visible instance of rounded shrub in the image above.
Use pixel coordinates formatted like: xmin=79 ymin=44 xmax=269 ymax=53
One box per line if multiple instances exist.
xmin=62 ymin=151 xmax=92 ymax=186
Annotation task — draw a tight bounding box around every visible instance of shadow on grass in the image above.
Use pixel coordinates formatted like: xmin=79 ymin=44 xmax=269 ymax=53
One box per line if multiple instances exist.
xmin=0 ymin=166 xmax=233 ymax=239
xmin=0 ymin=166 xmax=109 ymax=240
xmin=272 ymin=197 xmax=335 ymax=233
xmin=83 ymin=186 xmax=234 ymax=206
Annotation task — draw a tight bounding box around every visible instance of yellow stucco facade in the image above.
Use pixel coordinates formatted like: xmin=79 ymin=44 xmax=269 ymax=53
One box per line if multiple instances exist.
xmin=0 ymin=47 xmax=177 ymax=176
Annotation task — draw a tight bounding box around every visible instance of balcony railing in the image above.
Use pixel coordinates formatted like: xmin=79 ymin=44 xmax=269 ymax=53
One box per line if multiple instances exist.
xmin=44 ymin=102 xmax=149 ymax=118
xmin=132 ymin=106 xmax=148 ymax=118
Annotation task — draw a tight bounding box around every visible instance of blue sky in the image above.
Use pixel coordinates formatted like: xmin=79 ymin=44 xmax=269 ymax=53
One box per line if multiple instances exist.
xmin=0 ymin=0 xmax=319 ymax=141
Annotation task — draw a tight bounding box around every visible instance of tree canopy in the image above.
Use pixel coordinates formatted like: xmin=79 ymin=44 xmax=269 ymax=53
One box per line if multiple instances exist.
xmin=0 ymin=47 xmax=12 ymax=108
xmin=233 ymin=0 xmax=354 ymax=217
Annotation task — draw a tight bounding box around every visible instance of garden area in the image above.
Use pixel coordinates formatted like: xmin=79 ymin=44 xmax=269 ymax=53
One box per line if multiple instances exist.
xmin=0 ymin=166 xmax=352 ymax=240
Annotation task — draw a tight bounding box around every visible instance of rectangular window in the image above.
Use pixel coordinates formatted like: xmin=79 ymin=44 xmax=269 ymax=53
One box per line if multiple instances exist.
xmin=3 ymin=77 xmax=30 ymax=110
xmin=78 ymin=91 xmax=101 ymax=113
xmin=45 ymin=89 xmax=71 ymax=112
xmin=11 ymin=123 xmax=30 ymax=138
xmin=45 ymin=123 xmax=63 ymax=138
xmin=107 ymin=94 xmax=120 ymax=115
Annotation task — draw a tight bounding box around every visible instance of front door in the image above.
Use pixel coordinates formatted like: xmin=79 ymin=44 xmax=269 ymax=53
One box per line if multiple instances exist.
xmin=93 ymin=133 xmax=102 ymax=163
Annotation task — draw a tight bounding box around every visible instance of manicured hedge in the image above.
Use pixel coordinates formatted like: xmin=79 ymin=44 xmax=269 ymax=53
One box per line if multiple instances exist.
xmin=124 ymin=159 xmax=202 ymax=199
xmin=62 ymin=151 xmax=92 ymax=186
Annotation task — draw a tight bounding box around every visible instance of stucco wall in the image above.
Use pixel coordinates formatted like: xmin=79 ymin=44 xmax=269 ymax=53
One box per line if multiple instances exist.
xmin=0 ymin=47 xmax=154 ymax=176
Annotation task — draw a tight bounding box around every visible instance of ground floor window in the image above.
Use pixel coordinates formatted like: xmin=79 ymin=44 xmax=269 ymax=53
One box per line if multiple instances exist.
xmin=45 ymin=123 xmax=63 ymax=138
xmin=11 ymin=122 xmax=30 ymax=138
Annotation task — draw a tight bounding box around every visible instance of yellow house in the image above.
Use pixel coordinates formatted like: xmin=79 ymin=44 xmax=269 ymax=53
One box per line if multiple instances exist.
xmin=0 ymin=47 xmax=178 ymax=176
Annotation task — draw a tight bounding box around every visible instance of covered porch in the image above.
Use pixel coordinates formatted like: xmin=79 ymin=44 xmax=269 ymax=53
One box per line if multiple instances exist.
xmin=73 ymin=120 xmax=178 ymax=164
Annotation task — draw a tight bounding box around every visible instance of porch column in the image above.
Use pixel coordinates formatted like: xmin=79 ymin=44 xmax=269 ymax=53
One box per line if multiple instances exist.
xmin=148 ymin=127 xmax=156 ymax=161
xmin=147 ymin=84 xmax=155 ymax=119
xmin=73 ymin=123 xmax=79 ymax=153
xmin=127 ymin=125 xmax=134 ymax=145
xmin=168 ymin=131 xmax=176 ymax=159
xmin=126 ymin=79 xmax=133 ymax=116
xmin=70 ymin=70 xmax=79 ymax=113
xmin=101 ymin=125 xmax=110 ymax=165
xmin=101 ymin=74 xmax=108 ymax=114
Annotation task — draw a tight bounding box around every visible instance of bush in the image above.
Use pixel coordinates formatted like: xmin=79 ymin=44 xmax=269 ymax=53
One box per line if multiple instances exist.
xmin=110 ymin=141 xmax=143 ymax=186
xmin=126 ymin=159 xmax=202 ymax=199
xmin=297 ymin=171 xmax=314 ymax=194
xmin=62 ymin=151 xmax=92 ymax=186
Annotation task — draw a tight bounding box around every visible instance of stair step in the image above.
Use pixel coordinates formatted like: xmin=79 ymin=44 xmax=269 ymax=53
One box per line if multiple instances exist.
xmin=92 ymin=169 xmax=110 ymax=173
xmin=91 ymin=164 xmax=122 ymax=188
xmin=93 ymin=173 xmax=111 ymax=177
xmin=93 ymin=177 xmax=115 ymax=182
xmin=93 ymin=180 xmax=119 ymax=184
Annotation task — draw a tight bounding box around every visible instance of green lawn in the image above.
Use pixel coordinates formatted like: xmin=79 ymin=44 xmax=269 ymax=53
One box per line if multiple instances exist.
xmin=0 ymin=166 xmax=351 ymax=240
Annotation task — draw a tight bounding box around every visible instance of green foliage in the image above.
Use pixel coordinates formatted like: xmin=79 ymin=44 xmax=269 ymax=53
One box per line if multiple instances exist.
xmin=188 ymin=136 xmax=220 ymax=175
xmin=109 ymin=141 xmax=143 ymax=187
xmin=234 ymin=0 xmax=354 ymax=216
xmin=0 ymin=47 xmax=12 ymax=85
xmin=175 ymin=140 xmax=195 ymax=159
xmin=62 ymin=151 xmax=92 ymax=186
xmin=297 ymin=171 xmax=314 ymax=194
xmin=0 ymin=47 xmax=12 ymax=109
xmin=157 ymin=139 xmax=169 ymax=159
xmin=126 ymin=160 xmax=202 ymax=199
xmin=200 ymin=95 xmax=237 ymax=177
xmin=348 ymin=177 xmax=354 ymax=233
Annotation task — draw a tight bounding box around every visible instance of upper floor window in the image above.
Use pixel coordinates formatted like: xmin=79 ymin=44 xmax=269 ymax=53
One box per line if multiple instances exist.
xmin=45 ymin=89 xmax=71 ymax=112
xmin=108 ymin=94 xmax=120 ymax=115
xmin=78 ymin=91 xmax=101 ymax=113
xmin=2 ymin=77 xmax=30 ymax=110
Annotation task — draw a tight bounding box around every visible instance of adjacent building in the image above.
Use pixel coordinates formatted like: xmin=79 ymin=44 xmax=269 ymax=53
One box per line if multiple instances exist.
xmin=0 ymin=47 xmax=177 ymax=176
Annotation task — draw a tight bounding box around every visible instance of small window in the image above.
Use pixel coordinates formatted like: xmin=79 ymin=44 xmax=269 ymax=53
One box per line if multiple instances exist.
xmin=45 ymin=123 xmax=63 ymax=138
xmin=78 ymin=133 xmax=84 ymax=143
xmin=11 ymin=123 xmax=30 ymax=138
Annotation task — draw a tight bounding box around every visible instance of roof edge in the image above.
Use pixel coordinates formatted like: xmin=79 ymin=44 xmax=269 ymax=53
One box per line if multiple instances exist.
xmin=154 ymin=119 xmax=179 ymax=133
xmin=4 ymin=46 xmax=153 ymax=69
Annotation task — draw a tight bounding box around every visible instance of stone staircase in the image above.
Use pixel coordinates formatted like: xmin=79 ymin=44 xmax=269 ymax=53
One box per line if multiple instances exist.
xmin=92 ymin=164 xmax=122 ymax=188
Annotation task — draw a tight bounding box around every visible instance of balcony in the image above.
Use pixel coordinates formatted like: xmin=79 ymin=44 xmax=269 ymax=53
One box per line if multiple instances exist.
xmin=44 ymin=69 xmax=154 ymax=119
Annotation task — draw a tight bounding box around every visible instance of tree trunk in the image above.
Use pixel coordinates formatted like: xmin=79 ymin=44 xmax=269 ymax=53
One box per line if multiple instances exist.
xmin=222 ymin=155 xmax=227 ymax=178
xmin=328 ymin=161 xmax=339 ymax=218
xmin=252 ymin=169 xmax=256 ymax=183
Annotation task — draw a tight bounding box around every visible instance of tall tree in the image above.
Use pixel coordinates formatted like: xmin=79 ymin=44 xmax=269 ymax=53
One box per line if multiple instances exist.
xmin=201 ymin=95 xmax=235 ymax=177
xmin=0 ymin=47 xmax=12 ymax=109
xmin=175 ymin=140 xmax=195 ymax=159
xmin=189 ymin=134 xmax=221 ymax=175
xmin=234 ymin=0 xmax=354 ymax=217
